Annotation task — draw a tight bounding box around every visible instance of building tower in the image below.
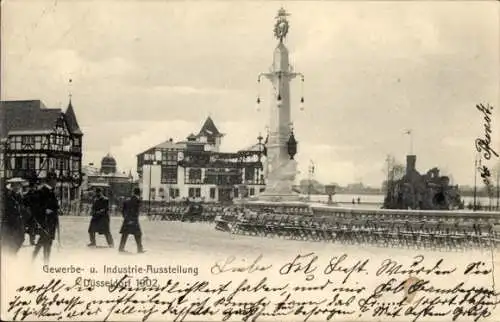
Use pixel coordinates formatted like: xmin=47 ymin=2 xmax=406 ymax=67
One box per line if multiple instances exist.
xmin=256 ymin=8 xmax=305 ymax=201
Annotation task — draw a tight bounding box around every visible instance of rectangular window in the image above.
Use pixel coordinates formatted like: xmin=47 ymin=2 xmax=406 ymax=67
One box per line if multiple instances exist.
xmin=234 ymin=188 xmax=239 ymax=198
xmin=245 ymin=167 xmax=255 ymax=182
xmin=22 ymin=136 xmax=35 ymax=146
xmin=205 ymin=174 xmax=216 ymax=185
xmin=188 ymin=168 xmax=202 ymax=184
xmin=35 ymin=136 xmax=41 ymax=149
xmin=195 ymin=188 xmax=201 ymax=198
xmin=209 ymin=188 xmax=216 ymax=199
xmin=14 ymin=157 xmax=24 ymax=169
xmin=72 ymin=159 xmax=80 ymax=171
xmin=188 ymin=188 xmax=194 ymax=198
xmin=27 ymin=157 xmax=36 ymax=170
xmin=250 ymin=188 xmax=255 ymax=196
xmin=14 ymin=136 xmax=22 ymax=150
xmin=161 ymin=166 xmax=177 ymax=184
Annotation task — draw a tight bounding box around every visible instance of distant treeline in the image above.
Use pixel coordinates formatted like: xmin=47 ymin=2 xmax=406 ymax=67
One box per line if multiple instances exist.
xmin=295 ymin=179 xmax=499 ymax=197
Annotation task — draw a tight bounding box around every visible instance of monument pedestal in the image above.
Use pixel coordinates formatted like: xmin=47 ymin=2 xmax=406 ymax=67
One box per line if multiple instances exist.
xmin=257 ymin=159 xmax=300 ymax=202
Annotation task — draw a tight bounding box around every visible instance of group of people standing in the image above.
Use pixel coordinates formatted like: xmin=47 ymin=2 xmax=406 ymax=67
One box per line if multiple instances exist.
xmin=1 ymin=172 xmax=60 ymax=264
xmin=1 ymin=173 xmax=145 ymax=264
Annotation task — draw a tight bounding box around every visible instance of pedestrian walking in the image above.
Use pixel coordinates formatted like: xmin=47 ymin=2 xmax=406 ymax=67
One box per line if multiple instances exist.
xmin=87 ymin=188 xmax=114 ymax=248
xmin=118 ymin=188 xmax=145 ymax=253
xmin=32 ymin=171 xmax=59 ymax=264
xmin=1 ymin=178 xmax=27 ymax=255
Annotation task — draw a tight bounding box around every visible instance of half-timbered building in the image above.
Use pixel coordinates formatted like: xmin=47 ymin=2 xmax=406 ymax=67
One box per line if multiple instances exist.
xmin=0 ymin=100 xmax=83 ymax=208
xmin=136 ymin=117 xmax=266 ymax=203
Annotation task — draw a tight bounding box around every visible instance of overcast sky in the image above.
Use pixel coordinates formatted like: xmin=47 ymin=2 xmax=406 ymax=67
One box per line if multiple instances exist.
xmin=2 ymin=0 xmax=499 ymax=186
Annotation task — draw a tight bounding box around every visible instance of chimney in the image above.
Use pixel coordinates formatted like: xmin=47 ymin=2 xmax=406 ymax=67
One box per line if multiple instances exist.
xmin=406 ymin=155 xmax=416 ymax=176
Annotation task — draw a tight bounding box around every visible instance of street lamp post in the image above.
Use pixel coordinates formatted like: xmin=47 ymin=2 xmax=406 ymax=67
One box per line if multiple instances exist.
xmin=473 ymin=156 xmax=479 ymax=211
xmin=147 ymin=151 xmax=162 ymax=216
xmin=148 ymin=162 xmax=154 ymax=216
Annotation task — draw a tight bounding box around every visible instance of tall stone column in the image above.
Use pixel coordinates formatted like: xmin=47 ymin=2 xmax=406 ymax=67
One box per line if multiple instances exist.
xmin=257 ymin=8 xmax=304 ymax=202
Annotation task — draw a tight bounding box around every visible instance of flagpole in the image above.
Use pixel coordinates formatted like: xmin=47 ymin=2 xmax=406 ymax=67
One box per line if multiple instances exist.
xmin=410 ymin=131 xmax=413 ymax=155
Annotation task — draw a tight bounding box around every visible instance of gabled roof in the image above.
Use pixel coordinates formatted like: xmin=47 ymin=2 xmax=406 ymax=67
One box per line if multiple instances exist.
xmin=136 ymin=139 xmax=186 ymax=156
xmin=197 ymin=116 xmax=223 ymax=138
xmin=1 ymin=100 xmax=63 ymax=136
xmin=155 ymin=139 xmax=185 ymax=150
xmin=65 ymin=99 xmax=82 ymax=135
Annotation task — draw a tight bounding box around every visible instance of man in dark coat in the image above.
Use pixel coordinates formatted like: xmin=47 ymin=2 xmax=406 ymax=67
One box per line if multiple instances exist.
xmin=23 ymin=178 xmax=39 ymax=246
xmin=118 ymin=188 xmax=145 ymax=253
xmin=88 ymin=188 xmax=114 ymax=247
xmin=32 ymin=171 xmax=59 ymax=264
xmin=1 ymin=178 xmax=26 ymax=254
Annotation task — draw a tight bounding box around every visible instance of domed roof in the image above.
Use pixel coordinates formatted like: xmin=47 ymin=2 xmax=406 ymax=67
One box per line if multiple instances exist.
xmin=101 ymin=153 xmax=117 ymax=166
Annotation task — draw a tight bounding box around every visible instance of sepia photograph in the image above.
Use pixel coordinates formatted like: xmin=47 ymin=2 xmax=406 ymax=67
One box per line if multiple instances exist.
xmin=1 ymin=0 xmax=499 ymax=321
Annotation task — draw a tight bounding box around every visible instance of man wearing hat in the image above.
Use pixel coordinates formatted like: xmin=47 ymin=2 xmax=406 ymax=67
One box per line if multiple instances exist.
xmin=32 ymin=171 xmax=59 ymax=264
xmin=87 ymin=188 xmax=114 ymax=248
xmin=1 ymin=177 xmax=27 ymax=254
xmin=118 ymin=188 xmax=145 ymax=253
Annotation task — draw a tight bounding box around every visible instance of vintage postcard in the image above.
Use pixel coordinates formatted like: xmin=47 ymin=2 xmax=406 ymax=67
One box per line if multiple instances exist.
xmin=1 ymin=0 xmax=499 ymax=321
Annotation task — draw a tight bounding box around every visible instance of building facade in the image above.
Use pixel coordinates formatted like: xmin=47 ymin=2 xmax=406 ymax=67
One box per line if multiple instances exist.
xmin=136 ymin=117 xmax=266 ymax=203
xmin=0 ymin=100 xmax=83 ymax=208
xmin=81 ymin=154 xmax=136 ymax=206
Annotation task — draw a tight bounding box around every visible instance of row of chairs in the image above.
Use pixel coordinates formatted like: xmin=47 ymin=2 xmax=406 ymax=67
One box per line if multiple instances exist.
xmin=148 ymin=204 xmax=226 ymax=222
xmin=225 ymin=212 xmax=500 ymax=250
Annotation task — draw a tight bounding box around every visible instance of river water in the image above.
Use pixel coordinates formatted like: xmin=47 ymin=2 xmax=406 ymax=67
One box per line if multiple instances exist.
xmin=308 ymin=193 xmax=498 ymax=208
